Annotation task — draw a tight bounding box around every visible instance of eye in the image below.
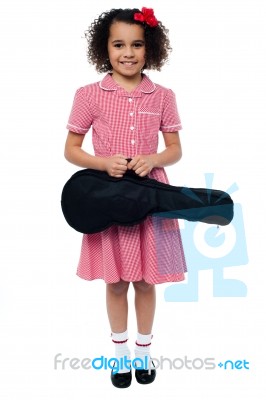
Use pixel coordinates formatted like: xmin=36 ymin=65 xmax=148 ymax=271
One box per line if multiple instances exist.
xmin=114 ymin=43 xmax=123 ymax=48
xmin=134 ymin=42 xmax=144 ymax=48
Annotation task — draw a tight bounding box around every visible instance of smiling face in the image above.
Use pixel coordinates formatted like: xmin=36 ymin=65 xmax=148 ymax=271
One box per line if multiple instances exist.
xmin=107 ymin=22 xmax=146 ymax=87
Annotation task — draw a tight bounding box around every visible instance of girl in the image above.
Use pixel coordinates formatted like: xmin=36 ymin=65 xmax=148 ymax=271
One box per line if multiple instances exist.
xmin=64 ymin=7 xmax=187 ymax=388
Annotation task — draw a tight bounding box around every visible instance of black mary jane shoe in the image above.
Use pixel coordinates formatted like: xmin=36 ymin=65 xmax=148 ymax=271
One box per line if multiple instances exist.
xmin=111 ymin=364 xmax=132 ymax=389
xmin=135 ymin=362 xmax=156 ymax=385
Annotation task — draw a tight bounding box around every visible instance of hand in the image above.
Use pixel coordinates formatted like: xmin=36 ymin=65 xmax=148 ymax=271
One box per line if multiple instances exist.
xmin=103 ymin=154 xmax=128 ymax=178
xmin=127 ymin=155 xmax=155 ymax=177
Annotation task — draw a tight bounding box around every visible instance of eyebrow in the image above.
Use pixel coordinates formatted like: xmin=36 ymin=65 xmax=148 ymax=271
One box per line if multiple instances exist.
xmin=111 ymin=39 xmax=145 ymax=44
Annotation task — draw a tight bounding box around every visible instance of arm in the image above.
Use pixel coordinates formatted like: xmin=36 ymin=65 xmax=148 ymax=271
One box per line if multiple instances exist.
xmin=127 ymin=131 xmax=182 ymax=177
xmin=64 ymin=131 xmax=128 ymax=178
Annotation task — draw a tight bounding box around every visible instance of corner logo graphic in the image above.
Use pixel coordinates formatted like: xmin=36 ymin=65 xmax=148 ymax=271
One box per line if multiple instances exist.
xmin=164 ymin=174 xmax=248 ymax=302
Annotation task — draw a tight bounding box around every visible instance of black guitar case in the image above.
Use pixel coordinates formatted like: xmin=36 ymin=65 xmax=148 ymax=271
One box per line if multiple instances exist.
xmin=61 ymin=168 xmax=234 ymax=234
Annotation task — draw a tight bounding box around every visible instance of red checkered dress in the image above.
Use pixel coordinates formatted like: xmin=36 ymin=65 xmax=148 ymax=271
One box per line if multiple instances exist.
xmin=66 ymin=73 xmax=187 ymax=284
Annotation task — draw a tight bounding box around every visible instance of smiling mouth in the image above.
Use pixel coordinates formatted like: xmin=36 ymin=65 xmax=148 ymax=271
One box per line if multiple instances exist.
xmin=120 ymin=61 xmax=137 ymax=66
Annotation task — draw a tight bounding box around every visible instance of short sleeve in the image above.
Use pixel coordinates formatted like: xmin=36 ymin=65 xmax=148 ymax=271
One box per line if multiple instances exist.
xmin=160 ymin=89 xmax=182 ymax=132
xmin=66 ymin=87 xmax=93 ymax=134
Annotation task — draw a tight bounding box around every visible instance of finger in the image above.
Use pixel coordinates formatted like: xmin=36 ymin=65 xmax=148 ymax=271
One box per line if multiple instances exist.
xmin=115 ymin=154 xmax=127 ymax=162
xmin=138 ymin=166 xmax=149 ymax=176
xmin=116 ymin=164 xmax=128 ymax=172
xmin=127 ymin=161 xmax=133 ymax=169
xmin=110 ymin=171 xmax=124 ymax=178
xmin=118 ymin=158 xmax=128 ymax=166
xmin=127 ymin=160 xmax=137 ymax=170
xmin=133 ymin=161 xmax=143 ymax=171
xmin=129 ymin=155 xmax=141 ymax=168
xmin=139 ymin=171 xmax=148 ymax=177
xmin=115 ymin=168 xmax=127 ymax=177
xmin=134 ymin=166 xmax=142 ymax=175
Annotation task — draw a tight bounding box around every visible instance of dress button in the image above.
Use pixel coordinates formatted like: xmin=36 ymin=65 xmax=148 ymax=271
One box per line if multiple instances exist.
xmin=128 ymin=98 xmax=133 ymax=102
xmin=130 ymin=112 xmax=134 ymax=117
xmin=130 ymin=126 xmax=135 ymax=130
xmin=131 ymin=139 xmax=135 ymax=145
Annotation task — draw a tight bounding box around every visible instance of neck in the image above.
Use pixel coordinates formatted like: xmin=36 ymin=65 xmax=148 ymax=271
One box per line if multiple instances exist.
xmin=111 ymin=72 xmax=143 ymax=92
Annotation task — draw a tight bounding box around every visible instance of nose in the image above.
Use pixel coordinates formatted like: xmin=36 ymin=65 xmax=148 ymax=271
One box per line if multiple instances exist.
xmin=123 ymin=46 xmax=134 ymax=58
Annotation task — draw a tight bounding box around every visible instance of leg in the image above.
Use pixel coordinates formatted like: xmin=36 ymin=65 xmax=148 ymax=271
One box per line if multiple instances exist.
xmin=133 ymin=280 xmax=156 ymax=384
xmin=106 ymin=280 xmax=132 ymax=386
xmin=106 ymin=279 xmax=130 ymax=332
xmin=133 ymin=280 xmax=156 ymax=333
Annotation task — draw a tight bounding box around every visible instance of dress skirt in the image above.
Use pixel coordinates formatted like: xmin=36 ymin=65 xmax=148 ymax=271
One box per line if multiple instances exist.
xmin=76 ymin=168 xmax=187 ymax=284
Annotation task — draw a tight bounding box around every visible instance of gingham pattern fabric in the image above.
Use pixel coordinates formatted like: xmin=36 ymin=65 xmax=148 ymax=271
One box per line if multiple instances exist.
xmin=66 ymin=73 xmax=187 ymax=284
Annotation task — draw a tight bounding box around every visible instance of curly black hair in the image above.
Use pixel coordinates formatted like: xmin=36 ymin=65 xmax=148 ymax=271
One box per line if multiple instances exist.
xmin=84 ymin=8 xmax=172 ymax=73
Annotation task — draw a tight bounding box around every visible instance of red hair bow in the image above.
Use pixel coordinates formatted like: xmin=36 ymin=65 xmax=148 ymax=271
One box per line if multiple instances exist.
xmin=134 ymin=7 xmax=158 ymax=28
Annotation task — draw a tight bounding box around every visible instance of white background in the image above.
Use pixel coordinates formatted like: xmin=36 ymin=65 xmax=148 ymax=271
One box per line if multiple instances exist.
xmin=0 ymin=0 xmax=265 ymax=398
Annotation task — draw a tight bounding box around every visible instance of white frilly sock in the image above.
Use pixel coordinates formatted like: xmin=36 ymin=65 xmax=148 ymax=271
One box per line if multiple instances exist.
xmin=111 ymin=330 xmax=131 ymax=373
xmin=134 ymin=332 xmax=155 ymax=369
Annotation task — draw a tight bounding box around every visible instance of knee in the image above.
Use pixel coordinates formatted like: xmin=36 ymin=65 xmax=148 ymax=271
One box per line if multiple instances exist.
xmin=107 ymin=280 xmax=130 ymax=296
xmin=133 ymin=280 xmax=154 ymax=293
